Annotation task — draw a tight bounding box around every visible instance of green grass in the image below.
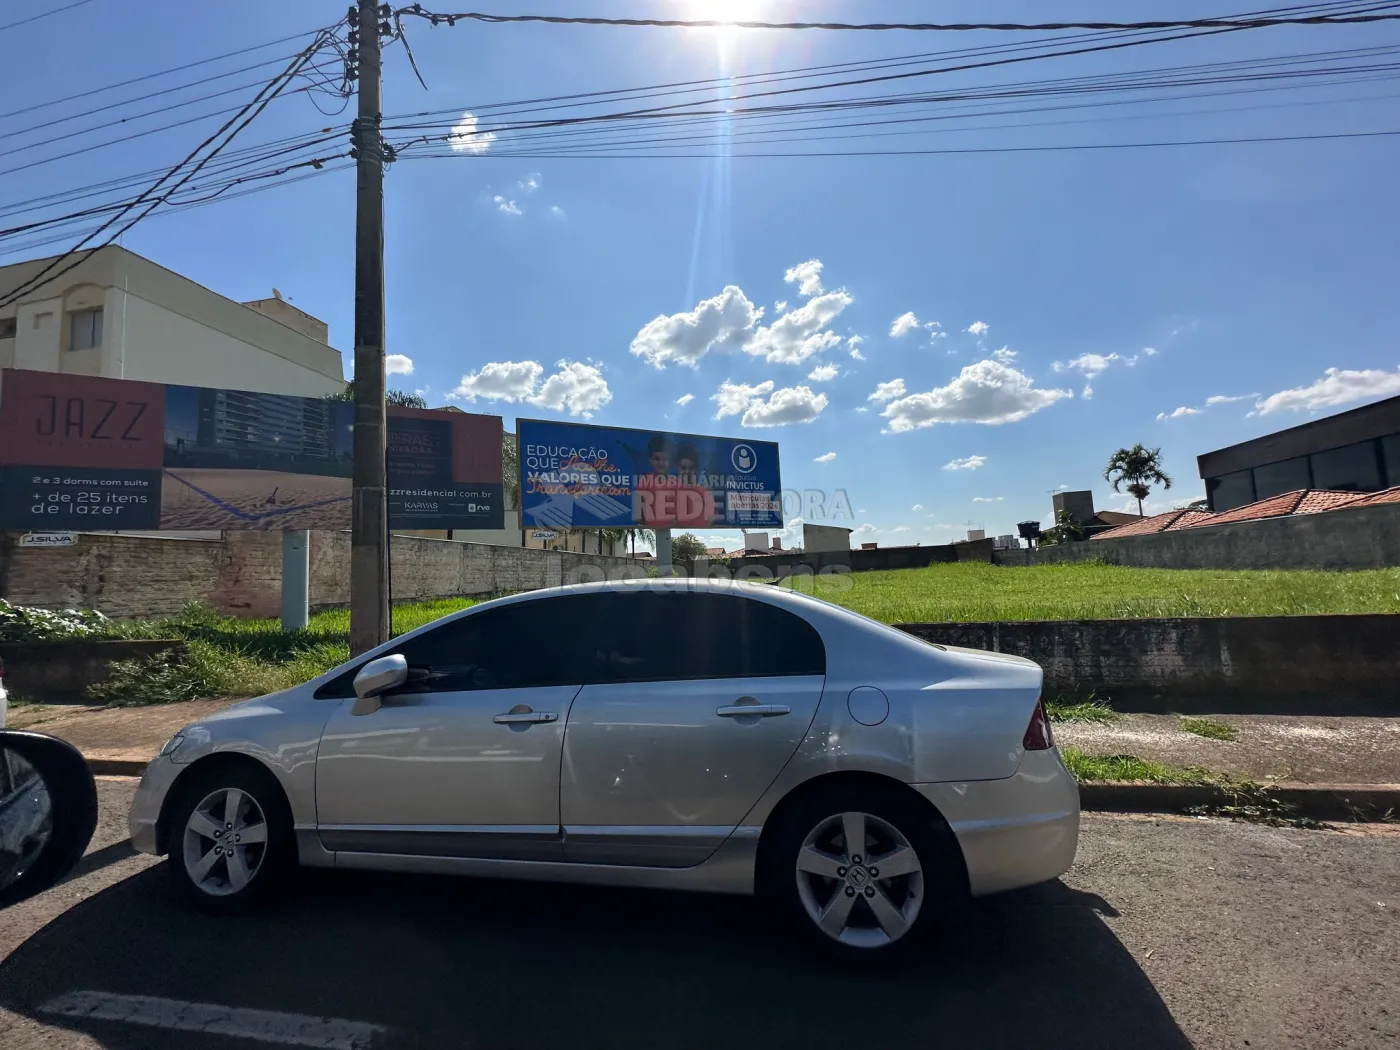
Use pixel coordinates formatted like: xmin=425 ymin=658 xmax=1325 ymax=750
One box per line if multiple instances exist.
xmin=1179 ymin=716 xmax=1240 ymax=741
xmin=1059 ymin=746 xmax=1221 ymax=785
xmin=784 ymin=561 xmax=1400 ymax=623
xmin=1045 ymin=694 xmax=1121 ymax=724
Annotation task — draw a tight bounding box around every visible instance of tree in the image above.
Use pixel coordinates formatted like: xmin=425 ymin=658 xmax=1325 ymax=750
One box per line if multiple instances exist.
xmin=671 ymin=533 xmax=708 ymax=571
xmin=625 ymin=527 xmax=655 ymax=557
xmin=1039 ymin=509 xmax=1086 ymax=547
xmin=322 ymin=384 xmax=426 ymax=409
xmin=501 ymin=433 xmax=519 ymax=509
xmin=1104 ymin=443 xmax=1173 ymax=517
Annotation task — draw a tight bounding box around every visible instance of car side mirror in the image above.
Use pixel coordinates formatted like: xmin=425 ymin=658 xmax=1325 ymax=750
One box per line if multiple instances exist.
xmin=0 ymin=731 xmax=98 ymax=908
xmin=351 ymin=654 xmax=408 ymax=715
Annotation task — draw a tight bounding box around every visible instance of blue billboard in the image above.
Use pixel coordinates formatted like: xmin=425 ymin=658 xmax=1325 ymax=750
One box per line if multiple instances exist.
xmin=518 ymin=419 xmax=782 ymax=530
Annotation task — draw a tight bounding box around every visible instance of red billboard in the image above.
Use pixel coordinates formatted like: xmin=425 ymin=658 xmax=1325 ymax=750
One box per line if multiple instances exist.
xmin=0 ymin=368 xmax=504 ymax=532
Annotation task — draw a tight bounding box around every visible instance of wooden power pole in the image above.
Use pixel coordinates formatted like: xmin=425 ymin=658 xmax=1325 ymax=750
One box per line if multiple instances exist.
xmin=349 ymin=0 xmax=389 ymax=655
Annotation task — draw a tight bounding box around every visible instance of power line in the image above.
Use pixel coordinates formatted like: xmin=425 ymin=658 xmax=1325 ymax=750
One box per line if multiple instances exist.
xmin=0 ymin=0 xmax=98 ymax=34
xmin=390 ymin=3 xmax=1400 ymax=33
xmin=0 ymin=25 xmax=344 ymax=308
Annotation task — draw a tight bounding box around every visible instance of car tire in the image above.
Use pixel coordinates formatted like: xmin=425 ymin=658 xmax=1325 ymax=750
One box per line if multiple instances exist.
xmin=166 ymin=762 xmax=294 ymax=914
xmin=763 ymin=783 xmax=964 ymax=964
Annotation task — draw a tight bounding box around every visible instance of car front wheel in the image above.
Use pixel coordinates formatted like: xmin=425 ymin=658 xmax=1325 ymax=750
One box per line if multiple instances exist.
xmin=768 ymin=785 xmax=963 ymax=962
xmin=167 ymin=764 xmax=292 ymax=912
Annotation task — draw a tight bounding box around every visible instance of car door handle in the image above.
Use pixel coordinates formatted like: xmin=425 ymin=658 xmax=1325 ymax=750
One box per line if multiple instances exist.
xmin=493 ymin=711 xmax=559 ymax=725
xmin=716 ymin=704 xmax=791 ymax=718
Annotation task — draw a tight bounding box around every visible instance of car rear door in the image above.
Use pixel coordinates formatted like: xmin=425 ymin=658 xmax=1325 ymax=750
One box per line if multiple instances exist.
xmin=560 ymin=589 xmax=826 ymax=867
xmin=314 ymin=595 xmax=596 ymax=861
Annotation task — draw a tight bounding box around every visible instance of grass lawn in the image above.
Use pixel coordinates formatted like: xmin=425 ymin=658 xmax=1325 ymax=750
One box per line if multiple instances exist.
xmin=784 ymin=561 xmax=1400 ymax=623
xmin=74 ymin=560 xmax=1398 ymax=705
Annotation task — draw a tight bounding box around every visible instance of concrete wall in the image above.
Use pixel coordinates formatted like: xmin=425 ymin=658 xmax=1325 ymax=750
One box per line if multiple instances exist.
xmin=0 ymin=640 xmax=184 ymax=701
xmin=0 ymin=531 xmax=638 ymax=620
xmin=993 ymin=502 xmax=1400 ymax=570
xmin=895 ymin=614 xmax=1400 ymax=715
xmin=725 ymin=538 xmax=994 ymax=578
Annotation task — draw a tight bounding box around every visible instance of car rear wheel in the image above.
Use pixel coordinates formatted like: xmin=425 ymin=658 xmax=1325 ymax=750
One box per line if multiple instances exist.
xmin=167 ymin=764 xmax=293 ymax=913
xmin=767 ymin=784 xmax=963 ymax=963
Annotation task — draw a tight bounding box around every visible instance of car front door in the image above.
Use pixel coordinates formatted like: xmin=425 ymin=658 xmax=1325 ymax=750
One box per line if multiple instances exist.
xmin=315 ymin=595 xmax=595 ymax=861
xmin=560 ymin=590 xmax=827 ymax=867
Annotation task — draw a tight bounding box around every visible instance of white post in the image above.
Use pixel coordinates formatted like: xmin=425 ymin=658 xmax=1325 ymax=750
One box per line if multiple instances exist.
xmin=281 ymin=530 xmax=310 ymax=631
xmin=655 ymin=527 xmax=673 ymax=576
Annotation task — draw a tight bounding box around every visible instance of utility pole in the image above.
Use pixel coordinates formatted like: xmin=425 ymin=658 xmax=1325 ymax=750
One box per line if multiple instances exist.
xmin=349 ymin=0 xmax=389 ymax=655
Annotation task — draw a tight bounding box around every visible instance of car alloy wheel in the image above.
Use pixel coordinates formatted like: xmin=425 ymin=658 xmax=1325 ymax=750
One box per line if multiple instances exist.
xmin=794 ymin=810 xmax=925 ymax=949
xmin=181 ymin=787 xmax=269 ymax=897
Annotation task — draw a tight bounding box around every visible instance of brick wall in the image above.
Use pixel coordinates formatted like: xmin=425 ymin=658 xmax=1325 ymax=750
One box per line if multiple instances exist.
xmin=993 ymin=502 xmax=1400 ymax=570
xmin=0 ymin=531 xmax=638 ymax=620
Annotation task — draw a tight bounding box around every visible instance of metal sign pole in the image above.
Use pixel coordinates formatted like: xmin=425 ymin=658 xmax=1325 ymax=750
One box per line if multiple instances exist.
xmin=281 ymin=529 xmax=310 ymax=631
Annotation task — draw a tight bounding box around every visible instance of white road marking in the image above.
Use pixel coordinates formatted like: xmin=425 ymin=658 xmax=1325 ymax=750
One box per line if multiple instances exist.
xmin=40 ymin=990 xmax=389 ymax=1049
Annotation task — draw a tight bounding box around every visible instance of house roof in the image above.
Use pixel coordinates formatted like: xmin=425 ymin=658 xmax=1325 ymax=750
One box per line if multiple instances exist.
xmin=1092 ymin=510 xmax=1142 ymax=527
xmin=1091 ymin=487 xmax=1400 ymax=540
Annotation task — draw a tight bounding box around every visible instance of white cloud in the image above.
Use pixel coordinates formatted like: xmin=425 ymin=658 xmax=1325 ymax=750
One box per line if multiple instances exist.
xmin=1142 ymin=347 xmax=1159 ymax=356
xmin=675 ymin=393 xmax=695 ymax=406
xmin=450 ymin=360 xmax=542 ymax=402
xmin=1254 ymin=367 xmax=1400 ymax=414
xmin=784 ymin=259 xmax=825 ymax=298
xmin=492 ymin=195 xmax=521 ymax=216
xmin=517 ymin=173 xmax=541 ymax=192
xmin=743 ymin=289 xmax=851 ymax=364
xmin=972 ymin=496 xmax=1004 ymax=503
xmin=631 ymin=285 xmax=762 ymax=369
xmin=966 ymin=320 xmax=990 ymax=337
xmin=740 ymin=385 xmax=829 ymax=427
xmin=868 ymin=378 xmax=907 ymax=402
xmin=852 ymin=523 xmax=877 ymax=536
xmin=992 ymin=346 xmax=1017 ymax=363
xmin=882 ymin=359 xmax=1072 ymax=432
xmin=807 ymin=364 xmax=839 ymax=382
xmin=530 ymin=361 xmax=612 ymax=416
xmin=890 ymin=312 xmax=922 ymax=338
xmin=847 ymin=335 xmax=866 ymax=360
xmin=1054 ymin=352 xmax=1120 ymax=378
xmin=449 ymin=111 xmax=496 ymax=154
xmin=814 ymin=451 xmax=837 ymax=464
xmin=449 ymin=360 xmax=611 ymax=416
xmin=891 ymin=526 xmax=912 ymax=533
xmin=775 ymin=300 xmax=789 ymax=313
xmin=1205 ymin=393 xmax=1254 ymax=406
xmin=385 ymin=354 xmax=414 ymax=376
xmin=1082 ymin=384 xmax=1094 ymax=400
xmin=549 ymin=205 xmax=566 ymax=218
xmin=713 ymin=379 xmax=774 ymax=419
xmin=1156 ymin=405 xmax=1202 ymax=420
xmin=943 ymin=455 xmax=986 ymax=471
xmin=912 ymin=503 xmax=924 ymax=511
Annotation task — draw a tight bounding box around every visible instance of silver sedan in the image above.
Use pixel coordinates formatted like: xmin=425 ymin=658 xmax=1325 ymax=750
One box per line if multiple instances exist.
xmin=129 ymin=578 xmax=1079 ymax=961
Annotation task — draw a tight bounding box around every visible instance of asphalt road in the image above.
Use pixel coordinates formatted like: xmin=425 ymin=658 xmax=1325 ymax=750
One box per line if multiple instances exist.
xmin=0 ymin=780 xmax=1396 ymax=1050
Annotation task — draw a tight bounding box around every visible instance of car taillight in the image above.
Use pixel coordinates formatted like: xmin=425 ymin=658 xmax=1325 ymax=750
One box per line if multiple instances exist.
xmin=1023 ymin=696 xmax=1054 ymax=751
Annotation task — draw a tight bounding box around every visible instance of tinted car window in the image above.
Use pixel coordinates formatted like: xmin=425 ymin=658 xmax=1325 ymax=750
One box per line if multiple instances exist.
xmin=588 ymin=590 xmax=825 ymax=684
xmin=314 ymin=594 xmax=598 ymax=698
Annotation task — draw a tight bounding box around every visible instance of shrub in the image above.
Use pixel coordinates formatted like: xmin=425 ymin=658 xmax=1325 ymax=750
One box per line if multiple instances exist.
xmin=0 ymin=599 xmax=111 ymax=643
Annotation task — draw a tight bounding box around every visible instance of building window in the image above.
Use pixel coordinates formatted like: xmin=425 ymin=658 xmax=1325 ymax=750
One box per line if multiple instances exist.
xmin=68 ymin=307 xmax=103 ymax=351
xmin=1206 ymin=469 xmax=1255 ymax=512
xmin=1310 ymin=440 xmax=1382 ymax=492
xmin=1382 ymin=434 xmax=1400 ymax=488
xmin=1252 ymin=456 xmax=1311 ymax=499
xmin=0 ymin=317 xmax=16 ymax=339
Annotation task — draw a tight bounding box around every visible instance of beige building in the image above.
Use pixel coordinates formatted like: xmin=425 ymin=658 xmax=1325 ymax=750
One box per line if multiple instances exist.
xmin=0 ymin=246 xmax=344 ymax=397
xmin=803 ymin=523 xmax=854 ymax=553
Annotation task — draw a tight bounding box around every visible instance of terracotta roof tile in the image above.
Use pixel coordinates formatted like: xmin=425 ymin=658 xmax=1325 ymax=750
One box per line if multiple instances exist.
xmin=1196 ymin=489 xmax=1308 ymax=526
xmin=1295 ymin=490 xmax=1369 ymax=514
xmin=1090 ymin=509 xmax=1188 ymax=539
xmin=1341 ymin=485 xmax=1400 ymax=508
xmin=1162 ymin=509 xmax=1220 ymax=531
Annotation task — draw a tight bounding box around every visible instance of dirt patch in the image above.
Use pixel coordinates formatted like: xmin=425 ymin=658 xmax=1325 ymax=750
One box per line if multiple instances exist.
xmin=6 ymin=699 xmax=240 ymax=762
xmin=1058 ymin=713 xmax=1400 ymax=785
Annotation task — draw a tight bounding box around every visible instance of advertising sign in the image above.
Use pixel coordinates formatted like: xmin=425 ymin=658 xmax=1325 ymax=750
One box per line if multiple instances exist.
xmin=0 ymin=369 xmax=503 ymax=532
xmin=518 ymin=419 xmax=782 ymax=530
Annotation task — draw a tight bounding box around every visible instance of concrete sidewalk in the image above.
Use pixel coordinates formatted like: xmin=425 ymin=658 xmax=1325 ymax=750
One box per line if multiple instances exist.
xmin=6 ymin=699 xmax=235 ymax=774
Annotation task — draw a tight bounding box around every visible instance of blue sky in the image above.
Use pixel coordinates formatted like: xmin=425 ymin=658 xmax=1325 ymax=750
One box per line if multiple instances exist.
xmin=6 ymin=0 xmax=1400 ymax=548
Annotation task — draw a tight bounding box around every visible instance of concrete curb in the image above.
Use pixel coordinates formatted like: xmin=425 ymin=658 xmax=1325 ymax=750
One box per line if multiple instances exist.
xmin=86 ymin=758 xmax=150 ymax=777
xmin=1079 ymin=782 xmax=1400 ymax=821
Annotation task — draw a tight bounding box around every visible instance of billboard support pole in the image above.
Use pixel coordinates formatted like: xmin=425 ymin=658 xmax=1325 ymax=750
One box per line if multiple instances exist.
xmin=349 ymin=0 xmax=389 ymax=656
xmin=655 ymin=527 xmax=673 ymax=577
xmin=281 ymin=530 xmax=310 ymax=631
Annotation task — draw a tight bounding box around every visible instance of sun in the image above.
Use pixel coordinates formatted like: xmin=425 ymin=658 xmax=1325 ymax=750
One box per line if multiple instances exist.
xmin=683 ymin=0 xmax=762 ymax=33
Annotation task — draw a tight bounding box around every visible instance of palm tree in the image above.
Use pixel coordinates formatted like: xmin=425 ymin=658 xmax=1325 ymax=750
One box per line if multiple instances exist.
xmin=1104 ymin=444 xmax=1173 ymax=517
xmin=625 ymin=527 xmax=655 ymax=557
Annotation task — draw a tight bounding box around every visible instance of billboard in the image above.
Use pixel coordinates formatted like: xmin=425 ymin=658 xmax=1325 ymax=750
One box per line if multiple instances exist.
xmin=518 ymin=418 xmax=782 ymax=530
xmin=0 ymin=368 xmax=503 ymax=531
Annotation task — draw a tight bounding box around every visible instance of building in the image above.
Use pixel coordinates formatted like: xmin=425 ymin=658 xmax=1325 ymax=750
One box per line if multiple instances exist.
xmin=1198 ymin=394 xmax=1400 ymax=512
xmin=1050 ymin=490 xmax=1141 ymax=532
xmin=802 ymin=522 xmax=853 ymax=553
xmin=0 ymin=246 xmax=344 ymax=398
xmin=1092 ymin=484 xmax=1400 ymax=540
